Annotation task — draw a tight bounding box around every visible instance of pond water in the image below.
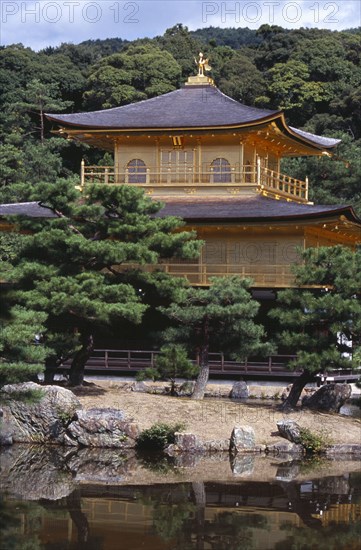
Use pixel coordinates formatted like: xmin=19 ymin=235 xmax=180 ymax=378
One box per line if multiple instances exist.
xmin=1 ymin=446 xmax=360 ymax=549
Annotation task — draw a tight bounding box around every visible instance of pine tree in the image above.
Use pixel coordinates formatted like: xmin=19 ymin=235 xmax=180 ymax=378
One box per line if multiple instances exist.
xmin=6 ymin=182 xmax=201 ymax=386
xmin=12 ymin=79 xmax=72 ymax=143
xmin=270 ymin=245 xmax=361 ymax=409
xmin=136 ymin=344 xmax=198 ymax=396
xmin=0 ymin=306 xmax=48 ymax=387
xmin=160 ymin=276 xmax=272 ymax=399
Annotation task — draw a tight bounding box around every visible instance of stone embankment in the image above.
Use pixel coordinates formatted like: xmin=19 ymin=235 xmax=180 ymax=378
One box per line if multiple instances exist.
xmin=1 ymin=381 xmax=360 ymax=457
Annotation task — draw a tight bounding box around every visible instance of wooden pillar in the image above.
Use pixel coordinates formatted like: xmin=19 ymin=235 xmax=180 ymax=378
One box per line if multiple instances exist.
xmin=253 ymin=144 xmax=257 ymax=184
xmin=239 ymin=140 xmax=244 ymax=183
xmin=155 ymin=137 xmax=160 ymax=184
xmin=257 ymin=156 xmax=261 ymax=186
xmin=114 ymin=140 xmax=120 ymax=183
xmin=80 ymin=159 xmax=85 ymax=189
xmin=197 ymin=138 xmax=202 ymax=183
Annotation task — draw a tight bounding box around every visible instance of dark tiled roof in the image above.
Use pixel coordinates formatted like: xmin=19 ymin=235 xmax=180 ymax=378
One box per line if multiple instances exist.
xmin=157 ymin=196 xmax=360 ymax=223
xmin=289 ymin=127 xmax=341 ymax=148
xmin=1 ymin=198 xmax=359 ymax=229
xmin=47 ymin=85 xmax=340 ymax=149
xmin=0 ymin=202 xmax=58 ymax=218
xmin=47 ymin=86 xmax=277 ymax=129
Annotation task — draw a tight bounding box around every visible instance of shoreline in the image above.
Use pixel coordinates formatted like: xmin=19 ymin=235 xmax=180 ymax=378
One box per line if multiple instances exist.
xmin=1 ymin=380 xmax=360 ymax=455
xmin=74 ymin=380 xmax=361 ymax=448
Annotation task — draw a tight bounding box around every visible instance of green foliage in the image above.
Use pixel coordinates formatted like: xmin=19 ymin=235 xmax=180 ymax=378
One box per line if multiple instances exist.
xmin=211 ymin=47 xmax=267 ymax=105
xmin=137 ymin=345 xmax=198 ymax=392
xmin=299 ymin=427 xmax=331 ymax=455
xmin=270 ymin=246 xmax=361 ymax=375
xmin=55 ymin=407 xmax=76 ymax=425
xmin=155 ymin=24 xmax=204 ymax=79
xmin=83 ymin=44 xmax=181 ymax=109
xmin=266 ymin=60 xmax=326 ymax=119
xmin=160 ymin=276 xmax=272 ymax=399
xmin=161 ymin=276 xmax=272 ymax=360
xmin=136 ymin=422 xmax=185 ymax=451
xmin=0 ymin=388 xmax=44 ymax=404
xmin=192 ymin=26 xmax=261 ymax=49
xmin=0 ymin=232 xmax=24 ymax=275
xmin=0 ymin=306 xmax=48 ymax=387
xmin=11 ymin=78 xmax=73 ymax=142
xmin=282 ymin=133 xmax=361 ymax=215
xmin=3 ymin=183 xmax=200 ymax=384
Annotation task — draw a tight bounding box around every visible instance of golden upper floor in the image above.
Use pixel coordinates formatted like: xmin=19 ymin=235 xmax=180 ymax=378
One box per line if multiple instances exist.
xmin=47 ymin=74 xmax=340 ymax=204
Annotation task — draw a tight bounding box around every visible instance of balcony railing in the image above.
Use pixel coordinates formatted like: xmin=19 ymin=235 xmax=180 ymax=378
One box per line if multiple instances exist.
xmin=112 ymin=262 xmax=296 ymax=287
xmin=80 ymin=160 xmax=308 ymax=202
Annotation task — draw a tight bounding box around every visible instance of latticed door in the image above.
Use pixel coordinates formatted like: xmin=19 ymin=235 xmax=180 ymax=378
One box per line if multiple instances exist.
xmin=160 ymin=150 xmax=195 ymax=183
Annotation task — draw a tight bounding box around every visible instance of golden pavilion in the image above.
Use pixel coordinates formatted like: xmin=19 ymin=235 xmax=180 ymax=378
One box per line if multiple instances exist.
xmin=45 ymin=57 xmax=361 ymax=288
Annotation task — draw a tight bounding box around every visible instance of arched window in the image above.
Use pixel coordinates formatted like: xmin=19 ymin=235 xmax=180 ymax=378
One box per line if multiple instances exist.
xmin=127 ymin=159 xmax=146 ymax=183
xmin=211 ymin=158 xmax=231 ymax=183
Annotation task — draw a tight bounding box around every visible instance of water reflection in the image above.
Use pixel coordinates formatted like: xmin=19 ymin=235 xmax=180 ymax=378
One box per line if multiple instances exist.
xmin=0 ymin=446 xmax=360 ymax=549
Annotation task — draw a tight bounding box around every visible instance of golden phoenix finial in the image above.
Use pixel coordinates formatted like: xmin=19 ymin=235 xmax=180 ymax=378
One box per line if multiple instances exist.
xmin=195 ymin=52 xmax=212 ymax=77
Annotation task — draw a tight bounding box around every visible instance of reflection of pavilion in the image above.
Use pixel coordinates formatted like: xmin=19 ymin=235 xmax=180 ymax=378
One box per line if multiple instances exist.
xmin=47 ymin=67 xmax=361 ymax=289
xmin=8 ymin=478 xmax=359 ymax=549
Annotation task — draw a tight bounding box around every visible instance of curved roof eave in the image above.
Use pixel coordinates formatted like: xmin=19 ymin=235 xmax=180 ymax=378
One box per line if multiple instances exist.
xmin=48 ymin=112 xmax=283 ymax=133
xmin=156 ymin=197 xmax=361 ymax=225
xmin=46 ymin=85 xmax=341 ymax=151
xmin=287 ymin=122 xmax=341 ymax=150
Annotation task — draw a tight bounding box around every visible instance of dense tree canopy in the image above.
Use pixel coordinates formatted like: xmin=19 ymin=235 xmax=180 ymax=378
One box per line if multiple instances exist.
xmin=83 ymin=44 xmax=182 ymax=109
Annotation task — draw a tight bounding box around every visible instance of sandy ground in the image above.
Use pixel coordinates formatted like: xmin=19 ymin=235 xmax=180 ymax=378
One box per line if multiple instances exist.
xmin=73 ymin=380 xmax=361 ymax=446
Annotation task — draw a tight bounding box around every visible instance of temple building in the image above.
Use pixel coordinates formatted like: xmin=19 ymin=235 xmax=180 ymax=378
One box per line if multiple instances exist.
xmin=46 ymin=58 xmax=361 ymax=289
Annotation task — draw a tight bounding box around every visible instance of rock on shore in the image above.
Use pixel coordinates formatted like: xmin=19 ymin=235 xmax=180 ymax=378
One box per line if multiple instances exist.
xmin=0 ymin=382 xmax=138 ymax=448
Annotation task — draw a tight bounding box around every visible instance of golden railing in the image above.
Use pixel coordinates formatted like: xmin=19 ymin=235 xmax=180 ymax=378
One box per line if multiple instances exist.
xmin=260 ymin=166 xmax=309 ymax=201
xmin=80 ymin=161 xmax=308 ymax=202
xmin=113 ymin=262 xmax=296 ymax=287
xmin=162 ymin=262 xmax=295 ymax=287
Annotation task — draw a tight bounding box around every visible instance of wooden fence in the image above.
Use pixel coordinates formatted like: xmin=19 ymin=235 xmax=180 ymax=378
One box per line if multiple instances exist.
xmin=61 ymin=349 xmax=359 ymax=381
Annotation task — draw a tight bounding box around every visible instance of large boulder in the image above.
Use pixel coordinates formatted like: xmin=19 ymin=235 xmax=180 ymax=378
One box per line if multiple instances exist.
xmin=302 ymin=383 xmax=352 ymax=412
xmin=266 ymin=441 xmax=303 ymax=455
xmin=230 ymin=380 xmax=249 ymax=400
xmin=0 ymin=382 xmax=81 ymax=445
xmin=230 ymin=425 xmax=256 ymax=453
xmin=64 ymin=408 xmax=139 ymax=448
xmin=167 ymin=432 xmax=204 ymax=454
xmin=276 ymin=420 xmax=302 ymax=444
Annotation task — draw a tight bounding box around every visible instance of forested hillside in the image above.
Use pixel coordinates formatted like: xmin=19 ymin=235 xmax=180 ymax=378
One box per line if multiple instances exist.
xmin=0 ymin=24 xmax=360 ymax=212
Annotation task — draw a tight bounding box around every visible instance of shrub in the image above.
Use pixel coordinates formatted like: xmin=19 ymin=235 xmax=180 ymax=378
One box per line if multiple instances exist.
xmin=136 ymin=422 xmax=185 ymax=451
xmin=299 ymin=427 xmax=331 ymax=455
